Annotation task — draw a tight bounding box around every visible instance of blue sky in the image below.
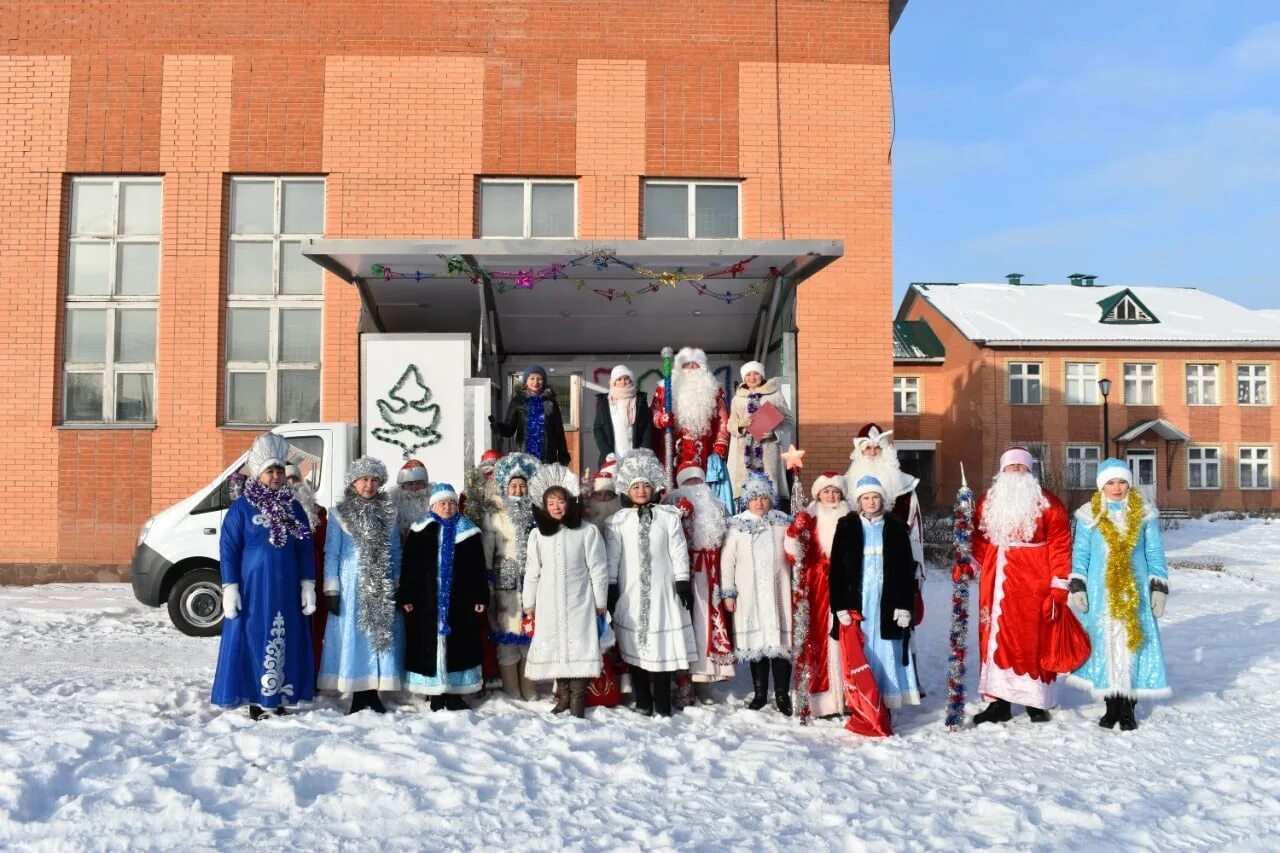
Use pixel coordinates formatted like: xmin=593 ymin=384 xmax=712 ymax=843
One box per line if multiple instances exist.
xmin=890 ymin=1 xmax=1280 ymax=309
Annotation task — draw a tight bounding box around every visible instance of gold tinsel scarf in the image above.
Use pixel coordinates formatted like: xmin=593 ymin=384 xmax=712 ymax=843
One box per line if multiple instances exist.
xmin=1091 ymin=489 xmax=1146 ymax=653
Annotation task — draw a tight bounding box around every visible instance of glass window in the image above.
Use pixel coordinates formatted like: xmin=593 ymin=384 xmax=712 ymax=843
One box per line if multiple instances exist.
xmin=1187 ymin=447 xmax=1220 ymax=490
xmin=893 ymin=377 xmax=920 ymax=415
xmin=1008 ymin=362 xmax=1042 ymax=405
xmin=530 ymin=183 xmax=575 ymax=238
xmin=1066 ymin=446 xmax=1101 ymax=489
xmin=1123 ymin=363 xmax=1156 ymax=405
xmin=63 ymin=177 xmax=161 ymax=423
xmin=1065 ymin=362 xmax=1099 ymax=405
xmin=643 ymin=181 xmax=740 ymax=238
xmin=225 ymin=177 xmax=326 ymax=424
xmin=479 ymin=179 xmax=576 ymax=239
xmin=1186 ymin=363 xmax=1219 ymax=406
xmin=1239 ymin=447 xmax=1271 ymax=490
xmin=1237 ymin=364 xmax=1270 ymax=406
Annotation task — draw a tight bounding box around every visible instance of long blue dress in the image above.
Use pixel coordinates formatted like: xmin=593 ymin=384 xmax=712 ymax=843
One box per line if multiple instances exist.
xmin=211 ymin=495 xmax=316 ymax=709
xmin=859 ymin=515 xmax=921 ymax=709
xmin=317 ymin=505 xmax=405 ymax=693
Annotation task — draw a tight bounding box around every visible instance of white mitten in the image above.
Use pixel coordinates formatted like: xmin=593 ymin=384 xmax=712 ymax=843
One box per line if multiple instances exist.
xmin=893 ymin=608 xmax=911 ymax=628
xmin=1070 ymin=591 xmax=1089 ymax=614
xmin=1151 ymin=589 xmax=1167 ymax=619
xmin=301 ymin=580 xmax=317 ymax=616
xmin=222 ymin=584 xmax=241 ymax=620
xmin=837 ymin=610 xmax=853 ymax=626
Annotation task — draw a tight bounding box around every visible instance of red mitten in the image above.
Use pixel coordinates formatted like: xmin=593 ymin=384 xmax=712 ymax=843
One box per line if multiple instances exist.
xmin=787 ymin=512 xmax=812 ymax=539
xmin=675 ymin=497 xmax=694 ymax=519
xmin=654 ymin=410 xmax=673 ymax=429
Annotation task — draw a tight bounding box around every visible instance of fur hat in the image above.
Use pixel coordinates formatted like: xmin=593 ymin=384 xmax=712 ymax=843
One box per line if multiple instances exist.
xmin=594 ymin=454 xmax=619 ymax=491
xmin=610 ymin=365 xmax=633 ymax=385
xmin=430 ymin=482 xmax=459 ymax=505
xmin=528 ymin=463 xmax=580 ymax=506
xmin=851 ymin=423 xmax=894 ymax=457
xmin=615 ymin=448 xmax=668 ymax=493
xmin=739 ymin=361 xmax=766 ymax=381
xmin=247 ymin=433 xmax=290 ymax=479
xmin=496 ymin=452 xmax=540 ymax=495
xmin=284 ymin=462 xmax=302 ymax=480
xmin=811 ymin=471 xmax=847 ymax=500
xmin=397 ymin=459 xmax=429 ymax=484
xmin=479 ymin=449 xmax=502 ymax=470
xmin=741 ymin=472 xmax=776 ymax=503
xmin=345 ymin=455 xmax=388 ymax=489
xmin=674 ymin=347 xmax=708 ymax=370
xmin=852 ymin=475 xmax=888 ymax=502
xmin=675 ymin=461 xmax=706 ymax=487
xmin=999 ymin=447 xmax=1036 ymax=473
xmin=1096 ymin=457 xmax=1132 ymax=492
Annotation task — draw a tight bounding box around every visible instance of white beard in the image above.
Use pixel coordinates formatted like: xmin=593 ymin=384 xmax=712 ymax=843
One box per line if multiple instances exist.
xmin=584 ymin=493 xmax=620 ymax=527
xmin=980 ymin=472 xmax=1049 ymax=545
xmin=672 ymin=367 xmax=719 ymax=436
xmin=810 ymin=500 xmax=851 ymax=557
xmin=393 ymin=487 xmax=432 ymax=535
xmin=845 ymin=446 xmax=905 ymax=499
xmin=290 ymin=481 xmax=321 ymax=529
xmin=668 ymin=484 xmax=728 ymax=550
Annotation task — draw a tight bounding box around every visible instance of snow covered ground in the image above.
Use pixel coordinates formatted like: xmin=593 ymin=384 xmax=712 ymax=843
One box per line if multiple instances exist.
xmin=2 ymin=517 xmax=1279 ymax=851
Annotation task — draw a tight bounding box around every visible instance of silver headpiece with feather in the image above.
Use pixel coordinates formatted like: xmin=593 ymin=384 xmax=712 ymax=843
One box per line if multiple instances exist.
xmin=528 ymin=463 xmax=580 ymax=506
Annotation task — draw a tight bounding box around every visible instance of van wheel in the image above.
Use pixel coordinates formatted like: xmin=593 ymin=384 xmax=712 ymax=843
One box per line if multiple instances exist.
xmin=167 ymin=568 xmax=224 ymax=637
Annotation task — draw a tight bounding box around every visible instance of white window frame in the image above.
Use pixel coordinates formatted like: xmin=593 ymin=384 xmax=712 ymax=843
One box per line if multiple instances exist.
xmin=1065 ymin=445 xmax=1102 ymax=490
xmin=1123 ymin=362 xmax=1157 ymax=406
xmin=642 ymin=179 xmax=742 ymax=239
xmin=63 ymin=176 xmax=162 ymax=424
xmin=893 ymin=376 xmax=920 ymax=416
xmin=1065 ymin=362 xmax=1100 ymax=405
xmin=1023 ymin=443 xmax=1049 ymax=484
xmin=1187 ymin=446 xmax=1221 ymax=490
xmin=1007 ymin=361 xmax=1043 ymax=405
xmin=1236 ymin=363 xmax=1270 ymax=406
xmin=225 ymin=177 xmax=325 ymax=425
xmin=1238 ymin=446 xmax=1271 ymax=490
xmin=1185 ymin=363 xmax=1220 ymax=406
xmin=1106 ymin=296 xmax=1153 ymax=322
xmin=477 ymin=178 xmax=578 ymax=239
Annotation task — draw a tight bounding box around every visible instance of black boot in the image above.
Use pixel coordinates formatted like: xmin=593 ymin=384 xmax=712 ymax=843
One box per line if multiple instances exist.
xmin=632 ymin=666 xmax=653 ymax=716
xmin=771 ymin=658 xmax=794 ymax=717
xmin=652 ymin=672 xmax=673 ymax=717
xmin=973 ymin=698 xmax=1012 ymax=725
xmin=1118 ymin=698 xmax=1138 ymax=731
xmin=273 ymin=706 xmax=290 ymax=717
xmin=368 ymin=693 xmax=387 ymax=715
xmin=1027 ymin=707 xmax=1051 ymax=723
xmin=347 ymin=690 xmax=376 ymax=715
xmin=1099 ymin=697 xmax=1121 ymax=729
xmin=429 ymin=695 xmax=447 ymax=712
xmin=445 ymin=695 xmax=468 ymax=711
xmin=248 ymin=704 xmax=268 ymax=721
xmin=747 ymin=660 xmax=770 ymax=710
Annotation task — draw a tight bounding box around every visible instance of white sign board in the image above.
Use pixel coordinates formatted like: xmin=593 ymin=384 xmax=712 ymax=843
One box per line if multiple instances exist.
xmin=361 ymin=333 xmax=471 ymax=492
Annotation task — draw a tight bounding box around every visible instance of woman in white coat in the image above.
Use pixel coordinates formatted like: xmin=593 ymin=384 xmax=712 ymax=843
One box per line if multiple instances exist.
xmin=605 ymin=449 xmax=696 ymax=717
xmin=522 ymin=464 xmax=609 ymax=719
xmin=722 ymin=472 xmax=794 ymax=715
xmin=727 ymin=361 xmax=792 ymax=501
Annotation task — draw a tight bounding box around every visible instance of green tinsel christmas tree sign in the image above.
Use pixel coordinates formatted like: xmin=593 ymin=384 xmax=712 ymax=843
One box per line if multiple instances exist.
xmin=372 ymin=364 xmax=443 ymax=459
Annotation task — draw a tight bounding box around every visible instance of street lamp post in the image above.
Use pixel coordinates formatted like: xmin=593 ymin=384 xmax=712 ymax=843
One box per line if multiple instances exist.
xmin=1098 ymin=378 xmax=1113 ymax=457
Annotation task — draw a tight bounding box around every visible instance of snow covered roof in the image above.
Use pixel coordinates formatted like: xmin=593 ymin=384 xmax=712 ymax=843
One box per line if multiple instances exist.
xmin=902 ymin=282 xmax=1280 ymax=347
xmin=892 ymin=319 xmax=945 ymax=361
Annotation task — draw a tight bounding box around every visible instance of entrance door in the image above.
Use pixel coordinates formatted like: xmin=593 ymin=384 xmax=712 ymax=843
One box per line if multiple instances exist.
xmin=1127 ymin=451 xmax=1157 ymax=507
xmin=504 ymin=370 xmax=583 ymax=473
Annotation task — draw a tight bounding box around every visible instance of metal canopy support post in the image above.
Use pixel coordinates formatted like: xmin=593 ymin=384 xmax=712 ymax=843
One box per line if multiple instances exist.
xmin=352 ymin=276 xmax=387 ymax=333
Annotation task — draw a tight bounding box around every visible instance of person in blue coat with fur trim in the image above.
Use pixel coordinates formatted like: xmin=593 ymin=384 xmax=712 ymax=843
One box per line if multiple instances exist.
xmin=1067 ymin=458 xmax=1171 ymax=731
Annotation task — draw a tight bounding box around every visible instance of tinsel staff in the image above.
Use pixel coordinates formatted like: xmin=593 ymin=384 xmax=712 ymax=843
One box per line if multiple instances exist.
xmin=782 ymin=445 xmax=812 ymax=724
xmin=945 ymin=463 xmax=977 ymax=731
xmin=660 ymin=346 xmax=674 ymax=484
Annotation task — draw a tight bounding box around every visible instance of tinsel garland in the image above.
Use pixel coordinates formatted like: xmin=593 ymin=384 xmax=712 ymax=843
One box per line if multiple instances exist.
xmin=945 ymin=477 xmax=976 ymax=730
xmin=334 ymin=489 xmax=398 ymax=654
xmin=489 ymin=629 xmax=533 ymax=647
xmin=434 ymin=512 xmax=461 ymax=637
xmin=244 ymin=478 xmax=310 ymax=548
xmin=636 ymin=507 xmax=654 ymax=649
xmin=788 ymin=468 xmax=812 ymax=724
xmin=524 ymin=393 xmax=547 ymax=460
xmin=462 ymin=466 xmax=487 ymax=526
xmin=743 ymin=392 xmax=765 ymax=475
xmin=493 ymin=496 xmax=534 ymax=592
xmin=1092 ymin=490 xmax=1146 ymax=653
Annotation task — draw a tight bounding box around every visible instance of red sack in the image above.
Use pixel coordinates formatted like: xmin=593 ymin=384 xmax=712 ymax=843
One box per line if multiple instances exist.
xmin=1040 ymin=609 xmax=1091 ymax=674
xmin=838 ymin=622 xmax=893 ymax=738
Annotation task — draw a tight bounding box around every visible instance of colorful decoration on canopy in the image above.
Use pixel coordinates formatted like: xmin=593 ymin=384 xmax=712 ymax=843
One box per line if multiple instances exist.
xmin=945 ymin=464 xmax=977 ymax=731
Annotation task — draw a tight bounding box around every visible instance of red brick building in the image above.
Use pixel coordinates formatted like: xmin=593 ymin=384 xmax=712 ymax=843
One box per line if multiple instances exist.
xmin=0 ymin=1 xmax=907 ymax=581
xmin=894 ymin=279 xmax=1280 ymax=513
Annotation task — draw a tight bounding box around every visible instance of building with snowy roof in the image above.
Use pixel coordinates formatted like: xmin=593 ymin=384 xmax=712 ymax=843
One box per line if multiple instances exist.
xmin=893 ymin=277 xmax=1280 ymax=512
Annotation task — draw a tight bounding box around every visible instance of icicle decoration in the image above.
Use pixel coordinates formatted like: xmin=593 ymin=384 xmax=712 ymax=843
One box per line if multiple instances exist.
xmin=788 ymin=467 xmax=812 ymax=724
xmin=945 ymin=468 xmax=977 ymax=731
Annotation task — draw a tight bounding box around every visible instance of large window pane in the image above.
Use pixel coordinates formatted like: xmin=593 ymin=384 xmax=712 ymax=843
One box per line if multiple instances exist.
xmin=117 ymin=242 xmax=159 ymax=296
xmin=279 ymin=309 xmax=321 ymax=362
xmin=479 ymin=183 xmax=524 ymax=237
xmin=228 ymin=241 xmax=274 ymax=295
xmin=695 ymin=185 xmax=739 ymax=238
xmin=116 ymin=309 xmax=157 ymax=362
xmin=530 ymin=184 xmax=574 ymax=237
xmin=227 ymin=308 xmax=270 ymax=362
xmin=119 ymin=183 xmax=162 ymax=236
xmin=228 ymin=372 xmax=268 ymax=423
xmin=68 ymin=242 xmax=112 ymax=296
xmin=280 ymin=241 xmax=323 ymax=295
xmin=231 ymin=181 xmax=276 ymax=235
xmin=71 ymin=182 xmax=115 ymax=235
xmin=65 ymin=373 xmax=104 ymax=421
xmin=115 ymin=373 xmax=154 ymax=422
xmin=66 ymin=309 xmax=108 ymax=363
xmin=281 ymin=181 xmax=324 ymax=235
xmin=278 ymin=369 xmax=320 ymax=422
xmin=644 ymin=184 xmax=688 ymax=238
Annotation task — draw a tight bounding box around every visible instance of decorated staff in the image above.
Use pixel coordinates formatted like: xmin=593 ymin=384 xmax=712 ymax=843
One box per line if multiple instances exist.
xmin=945 ymin=465 xmax=976 ymax=730
xmin=782 ymin=445 xmax=815 ymax=723
xmin=660 ymin=346 xmax=675 ymax=482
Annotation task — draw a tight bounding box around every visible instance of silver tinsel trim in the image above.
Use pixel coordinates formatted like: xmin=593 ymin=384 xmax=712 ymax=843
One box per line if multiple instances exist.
xmin=637 ymin=509 xmax=654 ymax=649
xmin=335 ymin=489 xmax=399 ymax=655
xmin=495 ymin=496 xmax=533 ymax=590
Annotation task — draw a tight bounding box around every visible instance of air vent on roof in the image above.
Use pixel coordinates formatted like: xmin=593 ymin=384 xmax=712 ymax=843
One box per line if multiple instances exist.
xmin=1068 ymin=273 xmax=1097 ymax=287
xmin=1006 ymin=273 xmax=1023 ymax=285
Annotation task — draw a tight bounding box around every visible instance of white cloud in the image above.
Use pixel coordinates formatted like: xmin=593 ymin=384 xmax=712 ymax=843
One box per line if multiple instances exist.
xmin=1228 ymin=19 xmax=1280 ymax=71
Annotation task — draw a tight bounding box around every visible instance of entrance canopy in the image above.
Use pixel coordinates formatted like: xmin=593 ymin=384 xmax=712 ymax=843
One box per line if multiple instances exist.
xmin=1116 ymin=418 xmax=1191 ymax=443
xmin=302 ymin=238 xmax=841 ymax=357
